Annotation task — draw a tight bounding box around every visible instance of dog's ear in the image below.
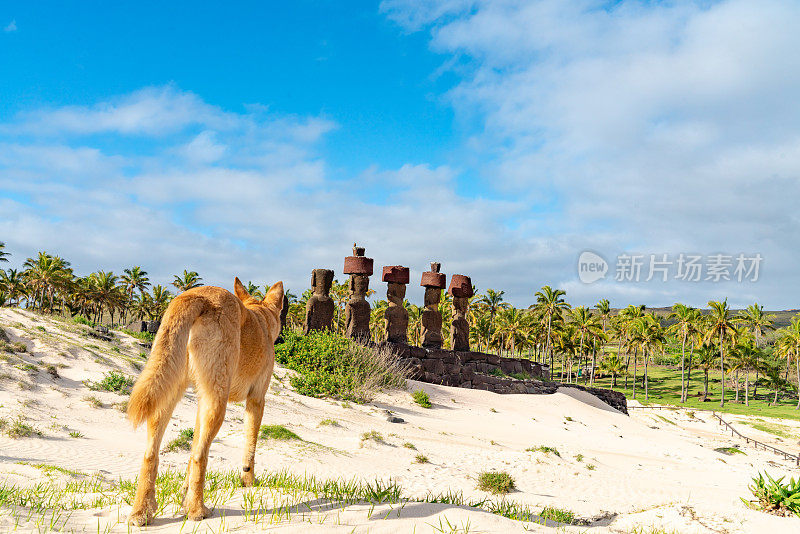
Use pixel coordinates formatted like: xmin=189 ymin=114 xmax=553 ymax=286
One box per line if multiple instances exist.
xmin=264 ymin=281 xmax=284 ymax=311
xmin=233 ymin=277 xmax=250 ymax=301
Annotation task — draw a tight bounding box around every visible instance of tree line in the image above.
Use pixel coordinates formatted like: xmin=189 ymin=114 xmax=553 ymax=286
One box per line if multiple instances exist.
xmin=2 ymin=242 xmax=799 ymax=408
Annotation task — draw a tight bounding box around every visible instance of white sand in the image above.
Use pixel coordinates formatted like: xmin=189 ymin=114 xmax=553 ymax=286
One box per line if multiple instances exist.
xmin=1 ymin=307 xmax=800 ymax=533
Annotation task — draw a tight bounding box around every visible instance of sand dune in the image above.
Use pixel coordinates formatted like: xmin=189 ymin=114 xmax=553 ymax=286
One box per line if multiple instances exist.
xmin=1 ymin=307 xmax=799 ymax=532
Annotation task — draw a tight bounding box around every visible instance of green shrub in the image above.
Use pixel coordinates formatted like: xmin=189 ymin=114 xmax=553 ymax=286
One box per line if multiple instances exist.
xmin=743 ymin=471 xmax=800 ymax=517
xmin=165 ymin=428 xmax=194 ymax=452
xmin=412 ymin=390 xmax=432 ymax=408
xmin=361 ymin=430 xmax=384 ymax=443
xmin=5 ymin=417 xmax=42 ymax=439
xmin=120 ymin=329 xmax=155 ymax=342
xmin=68 ymin=430 xmax=84 ymax=438
xmin=526 ymin=445 xmax=561 ymax=457
xmin=88 ymin=371 xmax=135 ymax=394
xmin=414 ymin=454 xmax=430 ymax=464
xmin=318 ymin=418 xmax=340 ymax=427
xmin=259 ymin=425 xmax=301 ymax=441
xmin=402 ymin=442 xmax=416 ymax=449
xmin=274 ymin=330 xmax=406 ymax=402
xmin=539 ymin=506 xmax=575 ymax=524
xmin=477 ymin=471 xmax=515 ymax=494
xmin=73 ymin=316 xmax=93 ymax=326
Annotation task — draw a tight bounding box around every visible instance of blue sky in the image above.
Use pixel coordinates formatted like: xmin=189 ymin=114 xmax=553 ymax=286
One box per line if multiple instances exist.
xmin=2 ymin=0 xmax=800 ymax=309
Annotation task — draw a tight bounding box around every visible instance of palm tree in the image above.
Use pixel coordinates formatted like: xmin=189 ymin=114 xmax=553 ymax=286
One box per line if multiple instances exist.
xmin=0 ymin=241 xmax=9 ymax=263
xmin=172 ymin=270 xmax=202 ymax=293
xmin=695 ymin=343 xmax=718 ymax=400
xmin=635 ymin=313 xmax=665 ymax=400
xmin=478 ymin=289 xmax=508 ymax=334
xmin=90 ymin=271 xmax=122 ymax=325
xmin=570 ymin=306 xmax=603 ymax=384
xmin=728 ymin=343 xmax=759 ymax=405
xmin=23 ymin=252 xmax=73 ymax=312
xmin=148 ymin=285 xmax=173 ymax=320
xmin=494 ymin=307 xmax=529 ymax=356
xmin=668 ymin=303 xmax=701 ymax=403
xmin=600 ymin=353 xmax=626 ymax=388
xmin=596 ymin=299 xmax=611 ymax=334
xmin=736 ymin=303 xmax=775 ymax=397
xmin=531 ymin=286 xmax=570 ymax=379
xmin=0 ymin=269 xmax=25 ymax=306
xmin=618 ymin=304 xmax=645 ymax=390
xmin=121 ymin=266 xmax=150 ymax=322
xmin=470 ymin=314 xmax=492 ymax=352
xmin=705 ymin=300 xmax=738 ymax=407
xmin=777 ymin=316 xmax=800 ymax=409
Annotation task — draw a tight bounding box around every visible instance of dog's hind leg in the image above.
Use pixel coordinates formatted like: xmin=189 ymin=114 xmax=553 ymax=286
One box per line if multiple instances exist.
xmin=240 ymin=393 xmax=265 ymax=487
xmin=182 ymin=390 xmax=228 ymax=521
xmin=128 ymin=404 xmax=177 ymax=526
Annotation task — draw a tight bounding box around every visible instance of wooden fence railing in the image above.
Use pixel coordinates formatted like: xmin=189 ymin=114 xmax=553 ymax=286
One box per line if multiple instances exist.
xmin=628 ymin=404 xmax=800 ymax=466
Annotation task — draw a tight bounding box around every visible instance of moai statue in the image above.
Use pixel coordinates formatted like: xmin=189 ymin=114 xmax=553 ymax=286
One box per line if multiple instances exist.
xmin=344 ymin=244 xmax=373 ymax=341
xmin=448 ymin=274 xmax=473 ymax=351
xmin=275 ymin=294 xmax=290 ymax=344
xmin=303 ymin=268 xmax=334 ymax=334
xmin=382 ymin=265 xmax=410 ymax=344
xmin=420 ymin=262 xmax=446 ymax=349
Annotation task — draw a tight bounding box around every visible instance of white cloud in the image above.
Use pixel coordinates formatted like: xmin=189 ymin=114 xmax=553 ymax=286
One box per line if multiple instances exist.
xmin=378 ymin=0 xmax=800 ymax=308
xmin=3 ymin=20 xmax=16 ymax=32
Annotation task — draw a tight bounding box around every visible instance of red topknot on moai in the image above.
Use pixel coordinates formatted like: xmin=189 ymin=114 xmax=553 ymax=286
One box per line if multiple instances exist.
xmin=382 ymin=265 xmax=410 ymax=343
xmin=420 ymin=262 xmax=446 ymax=349
xmin=344 ymin=244 xmax=373 ymax=341
xmin=448 ymin=274 xmax=473 ymax=351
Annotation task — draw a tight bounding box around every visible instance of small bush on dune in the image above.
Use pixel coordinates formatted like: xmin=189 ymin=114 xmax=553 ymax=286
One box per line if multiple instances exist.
xmin=539 ymin=506 xmax=575 ymax=524
xmin=412 ymin=390 xmax=432 ymax=408
xmin=165 ymin=428 xmax=194 ymax=452
xmin=259 ymin=424 xmax=301 ymax=441
xmin=5 ymin=417 xmax=42 ymax=439
xmin=275 ymin=330 xmax=406 ymax=403
xmin=73 ymin=316 xmax=93 ymax=327
xmin=477 ymin=471 xmax=515 ymax=494
xmin=526 ymin=445 xmax=561 ymax=457
xmin=88 ymin=371 xmax=135 ymax=394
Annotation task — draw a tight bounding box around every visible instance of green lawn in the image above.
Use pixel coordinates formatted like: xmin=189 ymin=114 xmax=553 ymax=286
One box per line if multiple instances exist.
xmin=550 ymin=362 xmax=800 ymax=421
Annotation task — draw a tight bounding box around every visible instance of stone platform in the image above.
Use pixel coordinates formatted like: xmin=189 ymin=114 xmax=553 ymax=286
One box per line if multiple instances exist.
xmin=380 ymin=341 xmax=628 ymax=415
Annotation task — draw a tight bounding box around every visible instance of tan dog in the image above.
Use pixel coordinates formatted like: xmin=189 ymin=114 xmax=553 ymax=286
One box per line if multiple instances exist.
xmin=127 ymin=277 xmax=283 ymax=526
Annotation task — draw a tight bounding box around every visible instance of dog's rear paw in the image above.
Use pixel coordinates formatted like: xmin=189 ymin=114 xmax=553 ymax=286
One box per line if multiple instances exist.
xmin=240 ymin=471 xmax=256 ymax=487
xmin=128 ymin=509 xmax=154 ymax=527
xmin=186 ymin=504 xmax=212 ymax=521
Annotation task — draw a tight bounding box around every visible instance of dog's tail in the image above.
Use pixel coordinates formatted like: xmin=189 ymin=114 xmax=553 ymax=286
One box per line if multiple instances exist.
xmin=128 ymin=295 xmax=207 ymax=428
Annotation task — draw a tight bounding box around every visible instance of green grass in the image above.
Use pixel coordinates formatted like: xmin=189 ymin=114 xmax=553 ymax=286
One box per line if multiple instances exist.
xmin=360 ymin=430 xmax=384 ymax=443
xmin=655 ymin=414 xmax=677 ymax=426
xmin=318 ymin=418 xmax=340 ymax=427
xmin=87 ymin=371 xmax=135 ymax=394
xmin=539 ymin=506 xmax=575 ymax=524
xmin=715 ymin=446 xmax=746 ymax=455
xmin=0 ymin=462 xmax=570 ymax=526
xmin=742 ymin=420 xmax=797 ymax=439
xmin=553 ymin=360 xmax=800 ymax=422
xmin=259 ymin=424 xmax=301 ymax=441
xmin=412 ymin=389 xmax=432 ymax=408
xmin=476 ymin=471 xmax=515 ymax=494
xmin=120 ymin=329 xmax=155 ymax=342
xmin=526 ymin=445 xmax=561 ymax=457
xmin=5 ymin=417 xmax=42 ymax=439
xmin=68 ymin=430 xmax=83 ymax=438
xmin=275 ymin=330 xmax=406 ymax=403
xmin=83 ymin=395 xmax=103 ymax=408
xmin=403 ymin=442 xmax=416 ymax=449
xmin=414 ymin=454 xmax=430 ymax=464
xmin=164 ymin=428 xmax=194 ymax=452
